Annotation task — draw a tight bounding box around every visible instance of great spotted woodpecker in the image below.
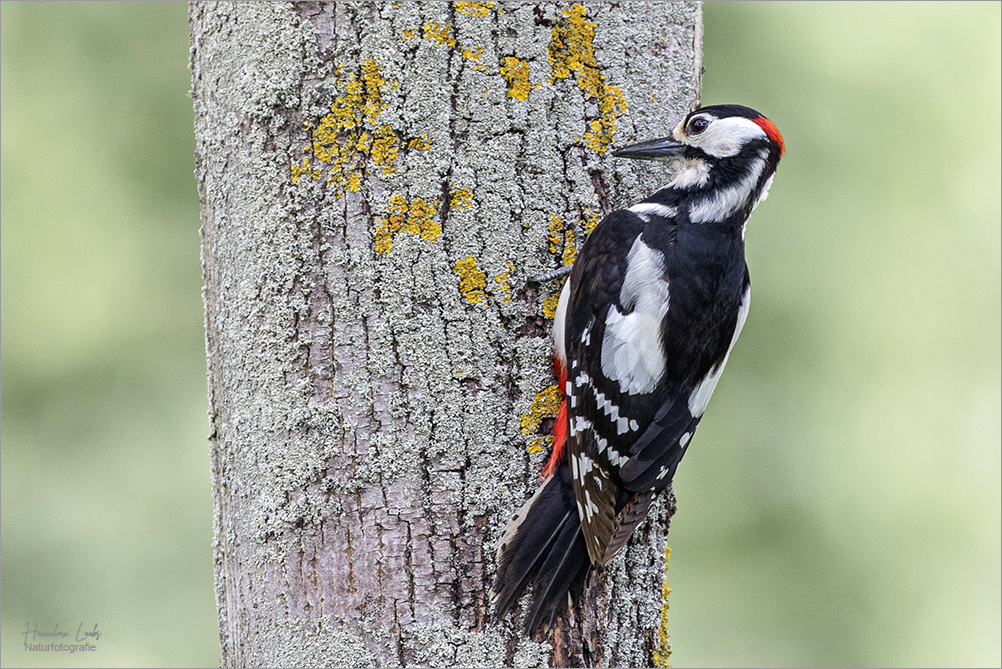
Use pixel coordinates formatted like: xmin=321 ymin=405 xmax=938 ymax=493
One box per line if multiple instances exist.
xmin=492 ymin=104 xmax=785 ymax=634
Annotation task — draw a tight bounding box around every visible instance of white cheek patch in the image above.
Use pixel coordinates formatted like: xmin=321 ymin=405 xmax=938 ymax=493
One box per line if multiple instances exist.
xmin=689 ymin=151 xmax=768 ymax=223
xmin=688 ymin=285 xmax=750 ymax=417
xmin=600 ymin=237 xmax=670 ymax=395
xmin=689 ymin=116 xmax=768 ymax=158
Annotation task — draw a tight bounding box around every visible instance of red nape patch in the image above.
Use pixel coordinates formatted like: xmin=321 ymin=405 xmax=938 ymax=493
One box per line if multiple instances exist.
xmin=542 ymin=358 xmax=568 ymax=478
xmin=754 ymin=116 xmax=785 ymax=156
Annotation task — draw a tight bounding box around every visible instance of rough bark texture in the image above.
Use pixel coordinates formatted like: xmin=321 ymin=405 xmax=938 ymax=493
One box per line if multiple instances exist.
xmin=191 ymin=2 xmax=701 ymax=666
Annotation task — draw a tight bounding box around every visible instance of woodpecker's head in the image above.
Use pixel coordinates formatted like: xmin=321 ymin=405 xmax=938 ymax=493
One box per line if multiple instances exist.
xmin=614 ymin=105 xmax=784 ymax=221
xmin=614 ymin=104 xmax=785 ymax=163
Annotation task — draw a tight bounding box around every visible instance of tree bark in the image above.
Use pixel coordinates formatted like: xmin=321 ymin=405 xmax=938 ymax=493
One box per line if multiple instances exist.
xmin=191 ymin=2 xmax=701 ymax=666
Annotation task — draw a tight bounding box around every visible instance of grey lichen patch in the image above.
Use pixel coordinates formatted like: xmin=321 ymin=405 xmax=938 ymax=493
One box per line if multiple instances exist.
xmin=398 ymin=607 xmax=513 ymax=666
xmin=194 ymin=1 xmax=700 ymax=666
xmin=265 ymin=615 xmax=376 ymax=668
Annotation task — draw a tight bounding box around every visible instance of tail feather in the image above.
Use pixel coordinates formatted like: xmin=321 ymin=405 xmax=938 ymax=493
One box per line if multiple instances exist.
xmin=524 ymin=506 xmax=590 ymax=634
xmin=492 ymin=463 xmax=591 ymax=634
xmin=493 ymin=505 xmax=572 ymax=618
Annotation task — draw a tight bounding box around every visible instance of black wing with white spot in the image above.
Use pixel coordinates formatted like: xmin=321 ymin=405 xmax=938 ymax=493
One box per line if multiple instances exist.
xmin=562 ymin=208 xmax=676 ymax=563
xmin=563 ymin=207 xmax=751 ymax=563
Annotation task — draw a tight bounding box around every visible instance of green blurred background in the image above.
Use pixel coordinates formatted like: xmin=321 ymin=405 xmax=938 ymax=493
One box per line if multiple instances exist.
xmin=1 ymin=2 xmax=998 ymax=667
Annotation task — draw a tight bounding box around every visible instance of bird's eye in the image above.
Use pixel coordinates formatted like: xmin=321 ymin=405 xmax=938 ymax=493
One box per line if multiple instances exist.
xmin=688 ymin=117 xmax=709 ymax=134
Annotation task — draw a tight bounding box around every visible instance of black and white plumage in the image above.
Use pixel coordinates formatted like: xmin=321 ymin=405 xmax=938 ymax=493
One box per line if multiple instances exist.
xmin=493 ymin=105 xmax=785 ymax=634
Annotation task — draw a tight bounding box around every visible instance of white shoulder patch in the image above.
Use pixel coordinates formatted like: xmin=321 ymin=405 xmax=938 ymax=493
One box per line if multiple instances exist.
xmin=600 ymin=236 xmax=669 ymax=395
xmin=688 ymin=285 xmax=750 ymax=417
xmin=628 ymin=202 xmax=676 ymax=219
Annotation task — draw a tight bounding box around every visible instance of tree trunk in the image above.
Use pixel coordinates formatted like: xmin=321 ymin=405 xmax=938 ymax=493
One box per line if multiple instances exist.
xmin=191 ymin=1 xmax=701 ymax=666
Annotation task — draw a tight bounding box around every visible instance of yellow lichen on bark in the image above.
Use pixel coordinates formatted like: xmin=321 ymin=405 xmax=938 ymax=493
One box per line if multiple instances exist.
xmin=407 ymin=133 xmax=431 ymax=151
xmin=493 ymin=262 xmax=515 ymax=304
xmin=453 ymin=256 xmax=488 ymax=304
xmin=450 ymin=188 xmax=475 ymax=210
xmin=365 ymin=125 xmax=400 ymax=175
xmin=520 ymin=383 xmax=563 ymax=440
xmin=461 ymin=45 xmax=489 ymax=72
xmin=453 ymin=255 xmax=510 ymax=306
xmin=423 ymin=21 xmax=457 ymax=48
xmin=581 ymin=209 xmax=601 ymax=236
xmin=547 ymin=3 xmax=627 ymax=154
xmin=547 ymin=214 xmax=566 ymax=255
xmin=562 ymin=227 xmax=579 ymax=267
xmin=499 ymin=56 xmax=533 ymax=101
xmin=652 ymin=544 xmax=673 ymax=667
xmin=455 ymin=1 xmax=494 ymax=17
xmin=374 ymin=194 xmax=442 ymax=254
xmin=291 ymin=153 xmax=321 ymax=185
xmin=526 ymin=437 xmax=546 ymax=455
xmin=547 ymin=210 xmax=601 ymax=268
xmin=360 ymin=58 xmax=387 ymax=123
xmin=541 ymin=291 xmax=562 ymax=320
xmin=292 ymin=58 xmax=414 ymax=191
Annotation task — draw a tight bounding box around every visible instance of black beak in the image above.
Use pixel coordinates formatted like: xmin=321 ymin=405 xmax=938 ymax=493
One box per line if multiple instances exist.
xmin=612 ymin=136 xmax=685 ymax=160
